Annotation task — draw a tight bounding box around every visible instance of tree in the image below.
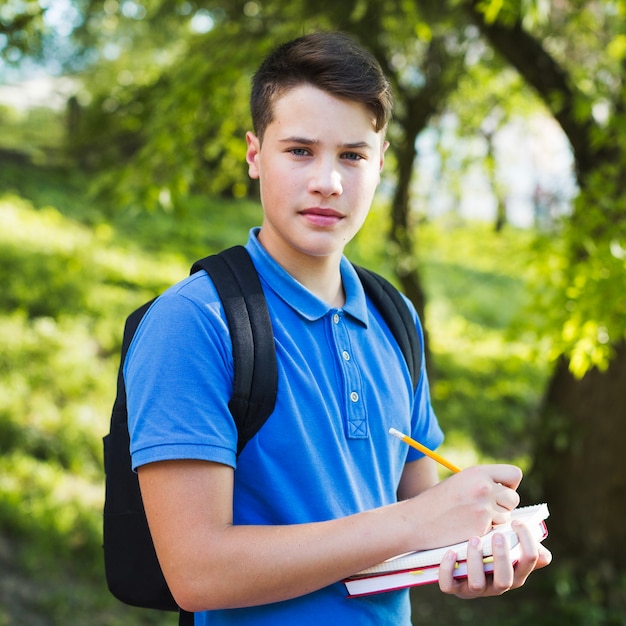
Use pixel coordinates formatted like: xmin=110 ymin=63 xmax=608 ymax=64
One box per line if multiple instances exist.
xmin=462 ymin=0 xmax=626 ymax=607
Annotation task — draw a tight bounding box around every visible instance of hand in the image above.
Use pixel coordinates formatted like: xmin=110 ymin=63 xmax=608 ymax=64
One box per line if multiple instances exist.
xmin=410 ymin=464 xmax=523 ymax=549
xmin=438 ymin=520 xmax=552 ymax=599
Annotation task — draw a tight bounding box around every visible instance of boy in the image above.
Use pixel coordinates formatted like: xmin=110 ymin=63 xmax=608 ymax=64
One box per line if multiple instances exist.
xmin=125 ymin=32 xmax=550 ymax=625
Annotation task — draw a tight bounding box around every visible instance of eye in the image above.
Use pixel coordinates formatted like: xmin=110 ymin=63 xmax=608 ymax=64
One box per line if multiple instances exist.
xmin=342 ymin=151 xmax=364 ymax=161
xmin=288 ymin=147 xmax=310 ymax=157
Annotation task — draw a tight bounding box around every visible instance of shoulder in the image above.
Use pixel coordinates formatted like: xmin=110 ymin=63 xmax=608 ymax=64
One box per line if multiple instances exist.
xmin=143 ymin=271 xmax=226 ymax=329
xmin=126 ymin=271 xmax=232 ymax=374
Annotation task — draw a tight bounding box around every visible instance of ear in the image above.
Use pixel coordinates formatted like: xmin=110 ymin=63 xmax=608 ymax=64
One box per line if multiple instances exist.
xmin=246 ymin=131 xmax=261 ymax=179
xmin=379 ymin=140 xmax=389 ymax=173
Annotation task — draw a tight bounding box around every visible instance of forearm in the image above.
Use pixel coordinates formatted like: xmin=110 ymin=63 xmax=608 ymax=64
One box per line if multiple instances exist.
xmin=169 ymin=500 xmax=418 ymax=612
xmin=159 ymin=457 xmax=441 ymax=611
xmin=140 ymin=460 xmax=427 ymax=611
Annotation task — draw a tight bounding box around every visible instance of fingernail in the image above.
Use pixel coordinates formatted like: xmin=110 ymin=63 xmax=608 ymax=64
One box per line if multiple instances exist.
xmin=470 ymin=536 xmax=481 ymax=549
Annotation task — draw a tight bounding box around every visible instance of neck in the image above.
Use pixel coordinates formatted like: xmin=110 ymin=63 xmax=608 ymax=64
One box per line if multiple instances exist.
xmin=285 ymin=252 xmax=345 ymax=307
xmin=258 ymin=237 xmax=345 ymax=306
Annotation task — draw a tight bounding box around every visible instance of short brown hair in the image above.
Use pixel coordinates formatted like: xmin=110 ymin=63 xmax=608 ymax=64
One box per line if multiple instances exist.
xmin=250 ymin=32 xmax=393 ymax=141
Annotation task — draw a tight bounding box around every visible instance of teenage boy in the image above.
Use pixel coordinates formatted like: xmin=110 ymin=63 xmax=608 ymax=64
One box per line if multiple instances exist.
xmin=125 ymin=31 xmax=551 ymax=625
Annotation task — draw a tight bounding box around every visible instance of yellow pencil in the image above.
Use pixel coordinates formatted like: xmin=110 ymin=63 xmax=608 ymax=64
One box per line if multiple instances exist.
xmin=389 ymin=427 xmax=462 ymax=473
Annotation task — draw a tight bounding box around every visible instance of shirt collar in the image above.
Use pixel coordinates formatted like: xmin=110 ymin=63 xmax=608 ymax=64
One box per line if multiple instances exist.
xmin=245 ymin=228 xmax=368 ymax=326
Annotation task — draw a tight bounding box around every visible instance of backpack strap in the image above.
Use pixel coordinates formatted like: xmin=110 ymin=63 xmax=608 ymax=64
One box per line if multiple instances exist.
xmin=191 ymin=246 xmax=278 ymax=456
xmin=178 ymin=609 xmax=194 ymax=625
xmin=353 ymin=266 xmax=422 ymax=392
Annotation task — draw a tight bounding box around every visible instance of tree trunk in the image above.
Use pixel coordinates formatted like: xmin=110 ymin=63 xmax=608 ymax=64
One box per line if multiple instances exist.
xmin=385 ymin=104 xmax=435 ymax=369
xmin=527 ymin=341 xmax=626 ymax=603
xmin=389 ymin=131 xmax=428 ymax=327
xmin=383 ymin=35 xmax=465 ymax=370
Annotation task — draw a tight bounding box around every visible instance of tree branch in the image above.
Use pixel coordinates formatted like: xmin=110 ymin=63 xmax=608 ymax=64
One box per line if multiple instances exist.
xmin=463 ymin=1 xmax=596 ymax=179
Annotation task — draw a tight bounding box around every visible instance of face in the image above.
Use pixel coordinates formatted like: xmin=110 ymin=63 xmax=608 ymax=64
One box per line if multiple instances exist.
xmin=246 ymin=84 xmax=388 ymax=268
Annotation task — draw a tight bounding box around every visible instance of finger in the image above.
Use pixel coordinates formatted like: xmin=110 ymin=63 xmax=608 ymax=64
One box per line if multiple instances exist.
xmin=464 ymin=536 xmax=487 ymax=594
xmin=508 ymin=521 xmax=541 ymax=586
xmin=495 ymin=484 xmax=521 ymax=512
xmin=491 ymin=509 xmax=512 ymax=526
xmin=489 ymin=532 xmax=514 ymax=592
xmin=536 ymin=545 xmax=553 ymax=570
xmin=486 ymin=464 xmax=523 ymax=490
xmin=437 ymin=550 xmax=460 ymax=595
xmin=491 ymin=487 xmax=521 ymax=525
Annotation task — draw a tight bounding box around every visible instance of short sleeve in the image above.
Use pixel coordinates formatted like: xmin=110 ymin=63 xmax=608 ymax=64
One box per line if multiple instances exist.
xmin=125 ymin=275 xmax=239 ymax=470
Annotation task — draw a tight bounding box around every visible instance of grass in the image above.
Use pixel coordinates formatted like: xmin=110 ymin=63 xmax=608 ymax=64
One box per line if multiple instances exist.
xmin=0 ymin=158 xmax=556 ymax=624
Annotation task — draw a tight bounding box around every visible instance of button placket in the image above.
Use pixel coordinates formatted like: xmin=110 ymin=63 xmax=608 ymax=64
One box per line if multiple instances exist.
xmin=330 ymin=311 xmax=367 ymax=439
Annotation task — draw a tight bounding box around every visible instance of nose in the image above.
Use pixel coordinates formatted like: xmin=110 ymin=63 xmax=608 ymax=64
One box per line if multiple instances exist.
xmin=308 ymin=157 xmax=343 ymax=197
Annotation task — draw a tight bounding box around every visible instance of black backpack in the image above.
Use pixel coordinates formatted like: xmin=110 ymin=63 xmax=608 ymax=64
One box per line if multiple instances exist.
xmin=103 ymin=245 xmax=421 ymax=625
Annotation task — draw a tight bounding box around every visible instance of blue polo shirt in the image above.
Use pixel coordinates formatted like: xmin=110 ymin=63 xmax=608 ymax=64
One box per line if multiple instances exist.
xmin=126 ymin=228 xmax=444 ymax=625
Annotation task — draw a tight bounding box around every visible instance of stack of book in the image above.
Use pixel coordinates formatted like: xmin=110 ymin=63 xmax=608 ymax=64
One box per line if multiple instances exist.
xmin=343 ymin=503 xmax=549 ymax=597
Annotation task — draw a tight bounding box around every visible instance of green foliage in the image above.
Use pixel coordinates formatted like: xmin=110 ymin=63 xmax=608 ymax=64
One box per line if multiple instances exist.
xmin=467 ymin=0 xmax=626 ymax=382
xmin=4 ymin=1 xmax=626 ymax=619
xmin=0 ymin=450 xmax=101 ymax=563
xmin=416 ymin=221 xmax=551 ymax=465
xmin=0 ymin=0 xmax=47 ymax=67
xmin=71 ymin=6 xmax=310 ymax=212
xmin=0 ymin=166 xmax=260 ymax=624
xmin=0 ymin=192 xmax=174 ymax=581
xmin=551 ymin=164 xmax=626 ymax=377
xmin=0 ymin=104 xmax=66 ymax=165
xmin=99 ymin=30 xmax=256 ymax=209
xmin=411 ymin=565 xmax=626 ymax=625
xmin=520 ymin=158 xmax=626 ymax=378
xmin=1 ymin=313 xmax=104 ymax=469
xmin=345 ymin=198 xmax=395 ymax=272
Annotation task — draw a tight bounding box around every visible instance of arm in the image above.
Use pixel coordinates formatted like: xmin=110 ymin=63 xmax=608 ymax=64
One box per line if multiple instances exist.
xmin=138 ymin=458 xmax=525 ymax=612
xmin=139 ymin=459 xmax=419 ymax=611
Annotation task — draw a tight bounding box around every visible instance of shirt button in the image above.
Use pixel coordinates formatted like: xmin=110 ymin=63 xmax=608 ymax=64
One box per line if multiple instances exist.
xmin=333 ymin=313 xmax=340 ymax=324
xmin=350 ymin=391 xmax=359 ymax=403
xmin=342 ymin=351 xmax=350 ymax=361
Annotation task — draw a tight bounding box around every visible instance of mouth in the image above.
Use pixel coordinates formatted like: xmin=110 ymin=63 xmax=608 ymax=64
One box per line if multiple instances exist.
xmin=299 ymin=207 xmax=345 ymax=227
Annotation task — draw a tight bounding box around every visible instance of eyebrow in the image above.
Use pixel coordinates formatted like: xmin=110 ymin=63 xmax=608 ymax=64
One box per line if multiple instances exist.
xmin=278 ymin=136 xmax=372 ymax=150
